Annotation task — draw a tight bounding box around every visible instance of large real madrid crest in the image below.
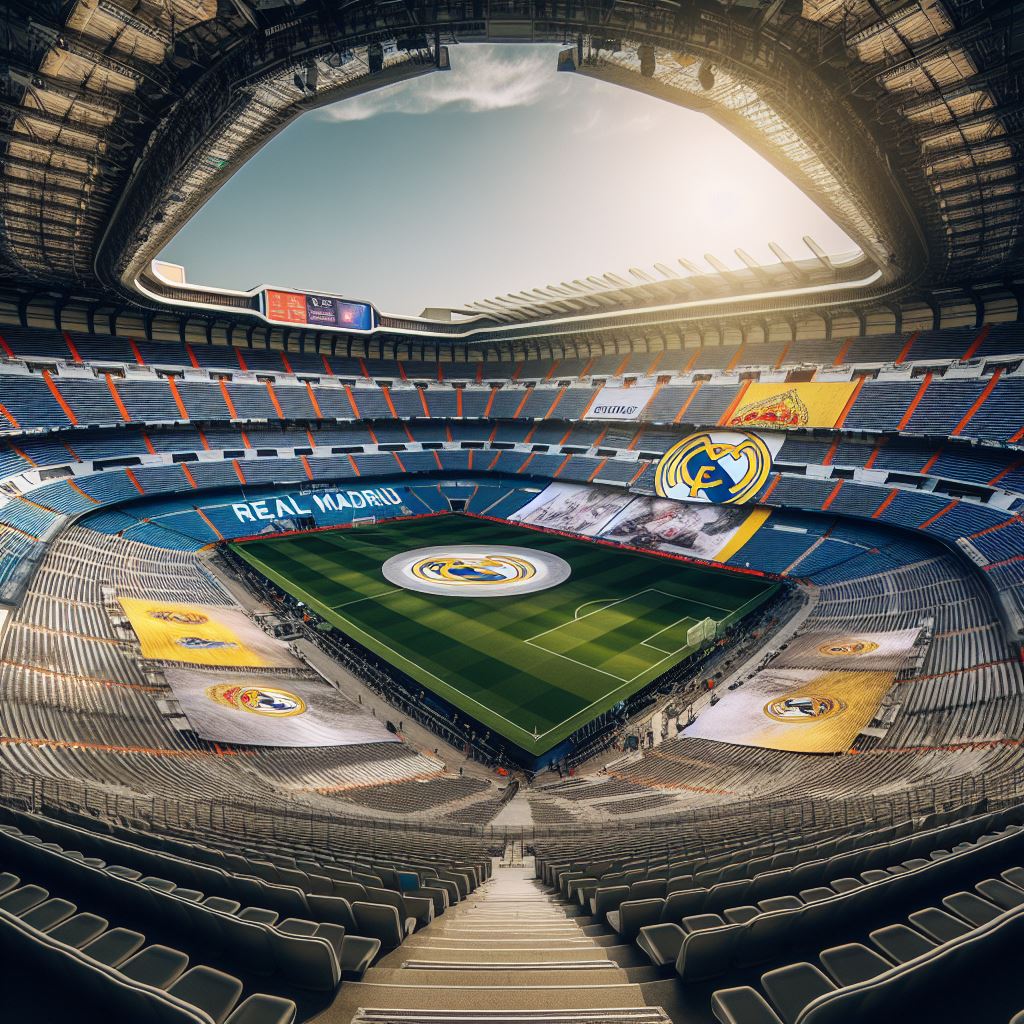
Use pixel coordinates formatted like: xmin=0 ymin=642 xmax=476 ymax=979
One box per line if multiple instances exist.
xmin=763 ymin=694 xmax=846 ymax=723
xmin=655 ymin=430 xmax=777 ymax=505
xmin=382 ymin=545 xmax=571 ymax=597
xmin=205 ymin=684 xmax=307 ymax=717
xmin=818 ymin=638 xmax=880 ymax=657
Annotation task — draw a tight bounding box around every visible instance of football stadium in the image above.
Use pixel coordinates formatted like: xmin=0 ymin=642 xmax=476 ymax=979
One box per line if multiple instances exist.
xmin=0 ymin=2 xmax=1023 ymax=1022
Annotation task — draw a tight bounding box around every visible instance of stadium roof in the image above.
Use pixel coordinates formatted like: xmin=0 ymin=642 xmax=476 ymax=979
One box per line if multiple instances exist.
xmin=1 ymin=0 xmax=1021 ymax=340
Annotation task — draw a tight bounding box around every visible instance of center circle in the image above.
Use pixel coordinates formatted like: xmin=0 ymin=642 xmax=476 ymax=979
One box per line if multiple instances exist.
xmin=382 ymin=545 xmax=571 ymax=597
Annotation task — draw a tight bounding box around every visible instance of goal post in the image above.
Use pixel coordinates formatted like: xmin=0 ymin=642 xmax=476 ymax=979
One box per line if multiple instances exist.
xmin=687 ymin=616 xmax=719 ymax=648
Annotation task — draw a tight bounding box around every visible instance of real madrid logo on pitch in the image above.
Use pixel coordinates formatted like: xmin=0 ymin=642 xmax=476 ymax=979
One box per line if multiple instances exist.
xmin=655 ymin=430 xmax=778 ymax=505
xmin=383 ymin=544 xmax=571 ymax=597
xmin=410 ymin=554 xmax=537 ymax=586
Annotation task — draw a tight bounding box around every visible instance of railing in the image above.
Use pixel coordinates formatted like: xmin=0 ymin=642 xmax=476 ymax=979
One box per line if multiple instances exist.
xmin=1 ymin=759 xmax=1021 ymax=850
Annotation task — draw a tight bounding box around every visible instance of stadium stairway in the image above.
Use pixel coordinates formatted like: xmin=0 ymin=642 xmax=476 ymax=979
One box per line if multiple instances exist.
xmin=321 ymin=857 xmax=684 ymax=1024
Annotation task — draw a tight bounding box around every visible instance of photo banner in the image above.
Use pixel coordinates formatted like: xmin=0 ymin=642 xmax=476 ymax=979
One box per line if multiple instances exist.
xmin=508 ymin=482 xmax=635 ymax=536
xmin=165 ymin=669 xmax=399 ymax=748
xmin=721 ymin=382 xmax=858 ymax=430
xmin=582 ymin=385 xmax=657 ymax=421
xmin=508 ymin=482 xmax=771 ymax=565
xmin=118 ymin=598 xmax=299 ymax=668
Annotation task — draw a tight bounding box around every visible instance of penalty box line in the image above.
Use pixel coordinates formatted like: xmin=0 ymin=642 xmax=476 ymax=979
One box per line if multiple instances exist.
xmin=528 ymin=588 xmax=731 ymax=645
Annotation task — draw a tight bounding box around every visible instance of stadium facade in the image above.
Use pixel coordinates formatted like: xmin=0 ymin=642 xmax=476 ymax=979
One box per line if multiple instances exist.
xmin=0 ymin=2 xmax=1023 ymax=1022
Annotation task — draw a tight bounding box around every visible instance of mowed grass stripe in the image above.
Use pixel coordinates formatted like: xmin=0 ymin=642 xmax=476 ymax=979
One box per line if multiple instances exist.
xmin=233 ymin=515 xmax=779 ymax=753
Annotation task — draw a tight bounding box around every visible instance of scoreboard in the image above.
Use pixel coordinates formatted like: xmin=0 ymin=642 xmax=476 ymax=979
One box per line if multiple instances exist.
xmin=262 ymin=288 xmax=375 ymax=332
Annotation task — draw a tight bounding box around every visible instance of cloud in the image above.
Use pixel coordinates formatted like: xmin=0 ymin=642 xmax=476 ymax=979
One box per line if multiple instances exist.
xmin=318 ymin=44 xmax=569 ymax=123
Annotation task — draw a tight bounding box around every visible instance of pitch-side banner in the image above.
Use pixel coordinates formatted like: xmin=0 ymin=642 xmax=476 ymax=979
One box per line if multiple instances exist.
xmin=229 ymin=486 xmax=412 ymax=528
xmin=118 ymin=598 xmax=299 ymax=669
xmin=721 ymin=382 xmax=858 ymax=430
xmin=165 ymin=669 xmax=399 ymax=748
xmin=655 ymin=430 xmax=784 ymax=506
xmin=582 ymin=385 xmax=657 ymax=422
xmin=686 ymin=667 xmax=896 ymax=754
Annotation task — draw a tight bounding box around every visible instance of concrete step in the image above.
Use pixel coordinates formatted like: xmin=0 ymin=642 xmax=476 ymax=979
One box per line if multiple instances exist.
xmin=332 ymin=980 xmax=658 ymax=1013
xmin=370 ymin=965 xmax=631 ymax=985
xmin=383 ymin=946 xmax=615 ymax=964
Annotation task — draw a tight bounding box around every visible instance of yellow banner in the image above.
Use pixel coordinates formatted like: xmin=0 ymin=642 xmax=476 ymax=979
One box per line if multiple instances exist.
xmin=687 ymin=667 xmax=894 ymax=754
xmin=721 ymin=382 xmax=858 ymax=430
xmin=118 ymin=598 xmax=293 ymax=668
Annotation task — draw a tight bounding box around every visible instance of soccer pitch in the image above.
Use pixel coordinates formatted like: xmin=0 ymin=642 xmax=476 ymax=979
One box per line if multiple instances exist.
xmin=233 ymin=516 xmax=779 ymax=755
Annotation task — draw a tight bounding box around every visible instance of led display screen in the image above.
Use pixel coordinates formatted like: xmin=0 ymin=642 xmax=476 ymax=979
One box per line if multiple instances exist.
xmin=264 ymin=289 xmax=374 ymax=331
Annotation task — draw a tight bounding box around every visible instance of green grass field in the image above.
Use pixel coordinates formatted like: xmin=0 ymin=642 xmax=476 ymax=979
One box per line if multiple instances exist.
xmin=233 ymin=516 xmax=779 ymax=754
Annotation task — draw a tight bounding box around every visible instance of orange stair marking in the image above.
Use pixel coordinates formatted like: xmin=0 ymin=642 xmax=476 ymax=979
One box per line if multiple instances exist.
xmin=42 ymin=370 xmax=78 ymax=425
xmin=951 ymin=368 xmax=1003 ymax=437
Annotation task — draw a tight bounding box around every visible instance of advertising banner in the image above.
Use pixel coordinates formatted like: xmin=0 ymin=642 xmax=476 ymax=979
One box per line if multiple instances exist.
xmin=582 ymin=385 xmax=657 ymax=421
xmin=118 ymin=598 xmax=299 ymax=668
xmin=165 ymin=669 xmax=399 ymax=748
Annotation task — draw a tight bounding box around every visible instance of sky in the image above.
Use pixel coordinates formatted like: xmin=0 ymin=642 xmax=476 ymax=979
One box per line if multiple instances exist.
xmin=159 ymin=44 xmax=856 ymax=316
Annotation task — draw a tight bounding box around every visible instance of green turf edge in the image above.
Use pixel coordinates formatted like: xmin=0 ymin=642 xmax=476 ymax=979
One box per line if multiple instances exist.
xmin=231 ymin=532 xmax=780 ymax=756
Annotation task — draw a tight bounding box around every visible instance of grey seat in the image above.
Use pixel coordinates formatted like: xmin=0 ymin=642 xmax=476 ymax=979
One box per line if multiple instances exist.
xmin=1001 ymin=866 xmax=1024 ymax=890
xmin=829 ymin=877 xmax=862 ymax=893
xmin=868 ymin=923 xmax=936 ymax=963
xmin=613 ymin=898 xmax=664 ymax=940
xmin=340 ymin=934 xmax=381 ymax=979
xmin=798 ymin=888 xmax=834 ymax=904
xmin=760 ymin=962 xmax=835 ymax=1024
xmin=818 ymin=943 xmax=892 ymax=986
xmin=82 ymin=928 xmax=146 ymax=967
xmin=757 ymin=896 xmax=803 ymax=914
xmin=168 ymin=965 xmax=244 ymax=1024
xmin=353 ymin=901 xmax=405 ymax=953
xmin=637 ymin=922 xmax=685 ymax=967
xmin=0 ymin=884 xmax=49 ymax=916
xmin=238 ymin=906 xmax=280 ymax=925
xmin=683 ymin=913 xmax=726 ymax=932
xmin=942 ymin=891 xmax=1002 ymax=927
xmin=0 ymin=872 xmax=20 ymax=896
xmin=860 ymin=869 xmax=890 ymax=884
xmin=711 ymin=986 xmax=784 ymax=1024
xmin=48 ymin=913 xmax=108 ymax=948
xmin=908 ymin=907 xmax=972 ymax=943
xmin=119 ymin=944 xmax=190 ymax=987
xmin=204 ymin=896 xmax=242 ymax=914
xmin=21 ymin=898 xmax=76 ymax=931
xmin=224 ymin=994 xmax=297 ymax=1024
xmin=107 ymin=865 xmax=143 ymax=881
xmin=976 ymin=878 xmax=1024 ymax=911
xmin=724 ymin=906 xmax=760 ymax=924
xmin=141 ymin=876 xmax=176 ymax=893
xmin=278 ymin=917 xmax=345 ymax=959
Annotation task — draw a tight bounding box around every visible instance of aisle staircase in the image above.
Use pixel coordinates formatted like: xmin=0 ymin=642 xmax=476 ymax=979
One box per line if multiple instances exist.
xmin=327 ymin=858 xmax=680 ymax=1024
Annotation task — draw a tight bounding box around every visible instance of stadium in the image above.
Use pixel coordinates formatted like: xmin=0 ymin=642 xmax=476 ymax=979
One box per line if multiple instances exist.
xmin=0 ymin=0 xmax=1023 ymax=1021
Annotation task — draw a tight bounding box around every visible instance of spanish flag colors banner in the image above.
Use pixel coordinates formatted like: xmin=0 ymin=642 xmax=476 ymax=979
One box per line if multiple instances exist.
xmin=117 ymin=598 xmax=297 ymax=668
xmin=722 ymin=382 xmax=859 ymax=430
